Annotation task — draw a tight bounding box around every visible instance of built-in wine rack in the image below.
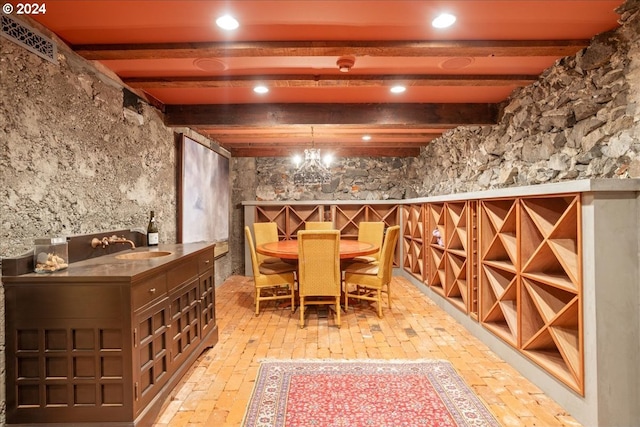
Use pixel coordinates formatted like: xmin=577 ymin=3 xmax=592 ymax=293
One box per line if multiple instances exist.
xmin=398 ymin=194 xmax=581 ymax=393
xmin=254 ymin=204 xmax=399 ymax=265
xmin=480 ymin=194 xmax=583 ymax=394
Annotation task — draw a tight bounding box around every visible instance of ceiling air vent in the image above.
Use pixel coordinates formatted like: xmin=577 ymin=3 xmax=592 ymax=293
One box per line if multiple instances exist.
xmin=1 ymin=14 xmax=57 ymax=64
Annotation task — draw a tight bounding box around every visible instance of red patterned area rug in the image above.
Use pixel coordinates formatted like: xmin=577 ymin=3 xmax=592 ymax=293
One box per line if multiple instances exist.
xmin=242 ymin=360 xmax=501 ymax=427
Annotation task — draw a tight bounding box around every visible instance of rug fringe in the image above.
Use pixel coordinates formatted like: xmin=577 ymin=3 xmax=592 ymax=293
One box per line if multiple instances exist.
xmin=257 ymin=357 xmax=452 ymax=364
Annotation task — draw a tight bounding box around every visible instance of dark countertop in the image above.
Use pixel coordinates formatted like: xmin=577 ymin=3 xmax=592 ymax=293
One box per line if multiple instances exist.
xmin=2 ymin=242 xmax=215 ymax=284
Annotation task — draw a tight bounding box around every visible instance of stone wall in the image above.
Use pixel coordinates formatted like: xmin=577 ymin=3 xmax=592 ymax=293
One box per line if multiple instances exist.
xmin=254 ymin=1 xmax=640 ymax=200
xmin=1 ymin=37 xmax=177 ymax=257
xmin=256 ymin=156 xmax=423 ymax=201
xmin=418 ymin=4 xmax=640 ymax=196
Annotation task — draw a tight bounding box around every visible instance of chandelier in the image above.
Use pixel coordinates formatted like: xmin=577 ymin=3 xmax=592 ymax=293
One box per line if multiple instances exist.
xmin=292 ymin=127 xmax=332 ymax=185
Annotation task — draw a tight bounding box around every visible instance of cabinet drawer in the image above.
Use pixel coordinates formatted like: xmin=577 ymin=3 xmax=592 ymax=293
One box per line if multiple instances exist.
xmin=198 ymin=249 xmax=214 ymax=274
xmin=133 ymin=274 xmax=167 ymax=310
xmin=167 ymin=257 xmax=198 ymax=291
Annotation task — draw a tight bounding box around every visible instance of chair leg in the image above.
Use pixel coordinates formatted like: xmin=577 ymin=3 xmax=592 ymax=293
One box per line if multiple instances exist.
xmin=290 ymin=286 xmax=295 ymax=312
xmin=377 ymin=289 xmax=383 ymax=318
xmin=387 ymin=284 xmax=391 ymax=309
xmin=299 ymin=297 xmax=305 ymax=328
xmin=335 ymin=296 xmax=341 ymax=328
xmin=255 ymin=289 xmax=260 ymax=316
xmin=344 ymin=284 xmax=350 ymax=311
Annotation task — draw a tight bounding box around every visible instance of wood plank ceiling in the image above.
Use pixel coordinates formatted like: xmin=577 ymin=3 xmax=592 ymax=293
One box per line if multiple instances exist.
xmin=30 ymin=1 xmax=624 ymax=157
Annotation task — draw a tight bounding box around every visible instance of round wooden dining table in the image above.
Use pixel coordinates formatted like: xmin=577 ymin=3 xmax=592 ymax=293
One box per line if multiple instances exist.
xmin=256 ymin=239 xmax=378 ymax=260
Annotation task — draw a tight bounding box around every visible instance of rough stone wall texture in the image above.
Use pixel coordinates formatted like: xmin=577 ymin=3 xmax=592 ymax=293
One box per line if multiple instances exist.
xmin=255 ymin=1 xmax=640 ymax=200
xmin=1 ymin=37 xmax=177 ymax=257
xmin=256 ymin=156 xmax=423 ymax=201
xmin=418 ymin=8 xmax=640 ymax=196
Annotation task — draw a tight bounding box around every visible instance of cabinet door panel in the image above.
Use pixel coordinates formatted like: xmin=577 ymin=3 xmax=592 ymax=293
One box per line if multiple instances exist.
xmin=169 ymin=278 xmax=201 ymax=368
xmin=133 ymin=298 xmax=170 ymax=414
xmin=199 ymin=269 xmax=216 ymax=337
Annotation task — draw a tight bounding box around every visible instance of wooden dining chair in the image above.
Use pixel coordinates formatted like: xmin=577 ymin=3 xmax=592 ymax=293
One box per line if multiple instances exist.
xmin=343 ymin=225 xmax=400 ymax=318
xmin=351 ymin=221 xmax=385 ymax=263
xmin=253 ymin=222 xmax=282 ymax=264
xmin=244 ymin=226 xmax=296 ymax=315
xmin=297 ymin=230 xmax=342 ymax=328
xmin=305 ymin=221 xmax=334 ymax=230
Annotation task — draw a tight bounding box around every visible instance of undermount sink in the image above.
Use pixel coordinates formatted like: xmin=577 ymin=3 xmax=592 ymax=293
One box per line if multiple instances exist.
xmin=115 ymin=251 xmax=173 ymax=260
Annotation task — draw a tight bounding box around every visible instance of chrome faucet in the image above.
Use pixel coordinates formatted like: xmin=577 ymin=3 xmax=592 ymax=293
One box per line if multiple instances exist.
xmin=91 ymin=235 xmax=136 ymax=250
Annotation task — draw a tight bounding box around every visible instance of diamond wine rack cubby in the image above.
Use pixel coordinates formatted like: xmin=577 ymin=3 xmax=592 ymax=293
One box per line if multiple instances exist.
xmin=255 ymin=204 xmax=325 ymax=240
xmin=480 ymin=194 xmax=583 ymax=394
xmin=479 ymin=198 xmax=519 ymax=346
xmin=402 ymin=204 xmax=425 ymax=282
xmin=333 ymin=204 xmax=399 ymax=241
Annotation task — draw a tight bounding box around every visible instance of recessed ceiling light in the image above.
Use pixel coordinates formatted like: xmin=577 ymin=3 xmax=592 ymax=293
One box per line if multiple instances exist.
xmin=432 ymin=13 xmax=456 ymax=29
xmin=253 ymin=85 xmax=269 ymax=94
xmin=362 ymin=135 xmax=372 ymax=141
xmin=390 ymin=85 xmax=406 ymax=94
xmin=216 ymin=14 xmax=239 ymax=30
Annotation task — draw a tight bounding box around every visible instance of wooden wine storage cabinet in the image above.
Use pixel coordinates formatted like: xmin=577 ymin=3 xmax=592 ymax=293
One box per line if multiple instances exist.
xmin=402 ymin=194 xmax=583 ymax=393
xmin=252 ymin=202 xmax=399 ymax=241
xmin=479 ymin=194 xmax=583 ymax=393
xmin=246 ymin=201 xmax=400 ymax=266
xmin=3 ymin=243 xmax=218 ymax=427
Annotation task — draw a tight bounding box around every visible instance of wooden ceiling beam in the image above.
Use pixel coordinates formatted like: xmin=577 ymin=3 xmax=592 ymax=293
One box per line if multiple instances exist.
xmin=198 ymin=124 xmax=456 ymax=131
xmin=125 ymin=74 xmax=538 ymax=89
xmin=165 ymin=103 xmax=499 ymax=127
xmin=213 ymin=139 xmax=434 ymax=148
xmin=75 ymin=39 xmax=589 ymax=60
xmin=228 ymin=146 xmax=421 ymax=158
xmin=197 ymin=129 xmax=445 ymax=139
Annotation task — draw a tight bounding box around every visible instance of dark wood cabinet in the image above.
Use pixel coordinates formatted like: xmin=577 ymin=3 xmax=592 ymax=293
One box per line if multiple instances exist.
xmin=3 ymin=243 xmax=218 ymax=426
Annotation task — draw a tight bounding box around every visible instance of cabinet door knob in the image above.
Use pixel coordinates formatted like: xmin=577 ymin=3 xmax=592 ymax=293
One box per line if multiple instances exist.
xmin=205 ymin=260 xmax=210 ymax=264
xmin=149 ymin=288 xmax=156 ymax=293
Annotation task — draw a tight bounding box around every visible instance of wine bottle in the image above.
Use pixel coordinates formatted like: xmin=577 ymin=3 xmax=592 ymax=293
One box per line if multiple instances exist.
xmin=147 ymin=211 xmax=159 ymax=246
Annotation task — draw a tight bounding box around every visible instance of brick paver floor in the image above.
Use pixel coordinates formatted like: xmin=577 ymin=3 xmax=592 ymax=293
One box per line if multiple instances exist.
xmin=153 ymin=275 xmax=582 ymax=427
